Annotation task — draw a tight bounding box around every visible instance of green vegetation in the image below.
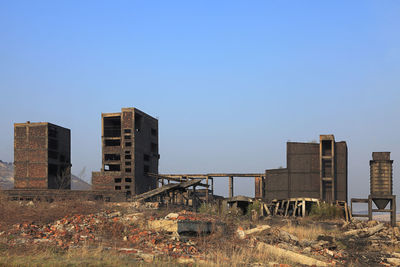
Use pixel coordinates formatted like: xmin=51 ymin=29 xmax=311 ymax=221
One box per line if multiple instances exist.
xmin=309 ymin=202 xmax=342 ymax=219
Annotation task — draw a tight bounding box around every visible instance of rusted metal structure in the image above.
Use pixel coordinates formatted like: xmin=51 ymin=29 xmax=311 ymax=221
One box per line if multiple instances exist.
xmin=256 ymin=135 xmax=348 ymax=203
xmin=14 ymin=122 xmax=71 ymax=189
xmin=351 ymin=152 xmax=396 ymax=226
xmin=92 ymin=107 xmax=159 ymax=196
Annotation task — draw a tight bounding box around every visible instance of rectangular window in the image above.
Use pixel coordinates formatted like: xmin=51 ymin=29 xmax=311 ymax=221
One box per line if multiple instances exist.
xmin=104 ymin=164 xmax=120 ymax=171
xmin=125 ymin=154 xmax=131 ymax=160
xmin=151 ymin=128 xmax=157 ymax=136
xmin=124 ymin=129 xmax=131 ymax=133
xmin=125 ymin=142 xmax=132 ymax=147
xmin=125 ymin=161 xmax=131 ymax=166
xmin=115 ymin=186 xmax=121 ymax=190
xmin=124 ymin=135 xmax=131 ymax=140
xmin=143 ymin=154 xmax=150 ymax=161
xmin=104 ymin=116 xmax=121 ymax=137
xmin=151 ymin=143 xmax=158 ymax=153
xmin=125 ymin=151 xmax=130 ymax=154
xmin=144 ymin=165 xmax=150 ymax=173
xmin=105 ymin=139 xmax=120 ymax=146
xmin=125 ymin=168 xmax=131 ymax=173
xmin=49 ymin=138 xmax=58 ymax=150
xmin=114 ymin=178 xmax=122 ymax=183
xmin=135 ymin=113 xmax=142 ymax=132
xmin=105 ymin=154 xmax=121 ymax=161
xmin=125 ymin=178 xmax=132 ymax=183
xmin=48 ymin=151 xmax=58 ymax=160
xmin=125 ymin=185 xmax=130 ymax=189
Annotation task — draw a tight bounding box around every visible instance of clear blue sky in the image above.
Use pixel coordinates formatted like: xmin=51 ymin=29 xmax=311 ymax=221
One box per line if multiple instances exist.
xmin=0 ymin=1 xmax=399 ymax=199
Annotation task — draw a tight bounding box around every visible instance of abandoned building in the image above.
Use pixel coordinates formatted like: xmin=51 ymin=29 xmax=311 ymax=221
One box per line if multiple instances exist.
xmin=14 ymin=122 xmax=71 ymax=189
xmin=92 ymin=107 xmax=159 ymax=196
xmin=256 ymin=135 xmax=348 ymax=203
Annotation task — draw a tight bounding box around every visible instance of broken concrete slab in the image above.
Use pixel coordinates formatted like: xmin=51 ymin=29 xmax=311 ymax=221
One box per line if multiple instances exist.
xmin=343 ymin=223 xmax=385 ymax=238
xmin=257 ymin=242 xmax=328 ymax=267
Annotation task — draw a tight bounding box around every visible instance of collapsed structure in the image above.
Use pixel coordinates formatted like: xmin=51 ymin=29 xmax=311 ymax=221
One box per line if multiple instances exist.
xmin=14 ymin=122 xmax=71 ymax=189
xmin=256 ymin=135 xmax=348 ymax=203
xmin=92 ymin=107 xmax=159 ymax=196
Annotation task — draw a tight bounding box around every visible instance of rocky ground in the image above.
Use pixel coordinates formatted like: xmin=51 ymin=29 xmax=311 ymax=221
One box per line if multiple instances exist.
xmin=1 ymin=200 xmax=400 ymax=266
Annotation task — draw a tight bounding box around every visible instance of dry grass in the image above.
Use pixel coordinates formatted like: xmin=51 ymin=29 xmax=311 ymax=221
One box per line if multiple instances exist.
xmin=280 ymin=224 xmax=335 ymax=240
xmin=0 ymin=245 xmax=176 ymax=267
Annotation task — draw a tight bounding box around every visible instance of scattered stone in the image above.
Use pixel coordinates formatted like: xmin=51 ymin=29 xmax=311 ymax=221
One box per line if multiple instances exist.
xmin=386 ymin=257 xmax=400 ymax=266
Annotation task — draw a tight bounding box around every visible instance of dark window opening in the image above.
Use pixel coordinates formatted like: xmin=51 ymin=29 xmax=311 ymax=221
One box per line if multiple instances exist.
xmin=48 ymin=151 xmax=58 ymax=160
xmin=151 ymin=128 xmax=157 ymax=136
xmin=105 ymin=154 xmax=121 ymax=161
xmin=125 ymin=142 xmax=132 ymax=147
xmin=144 ymin=165 xmax=150 ymax=173
xmin=59 ymin=154 xmax=66 ymax=162
xmin=104 ymin=116 xmax=121 ymax=137
xmin=125 ymin=178 xmax=132 ymax=182
xmin=105 ymin=139 xmax=120 ymax=146
xmin=144 ymin=154 xmax=150 ymax=161
xmin=114 ymin=178 xmax=122 ymax=183
xmin=151 ymin=143 xmax=158 ymax=153
xmin=124 ymin=135 xmax=131 ymax=140
xmin=125 ymin=185 xmax=130 ymax=189
xmin=125 ymin=150 xmax=130 ymax=154
xmin=115 ymin=186 xmax=121 ymax=190
xmin=135 ymin=113 xmax=142 ymax=132
xmin=49 ymin=138 xmax=58 ymax=150
xmin=104 ymin=164 xmax=120 ymax=171
xmin=322 ymin=160 xmax=332 ymax=178
xmin=48 ymin=127 xmax=58 ymax=138
xmin=125 ymin=168 xmax=131 ymax=173
xmin=124 ymin=129 xmax=131 ymax=133
xmin=125 ymin=161 xmax=131 ymax=166
xmin=125 ymin=154 xmax=131 ymax=160
xmin=322 ymin=140 xmax=333 ymax=156
xmin=49 ymin=164 xmax=58 ymax=176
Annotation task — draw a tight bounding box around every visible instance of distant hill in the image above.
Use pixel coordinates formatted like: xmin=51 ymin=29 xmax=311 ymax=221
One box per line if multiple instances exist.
xmin=0 ymin=160 xmax=91 ymax=190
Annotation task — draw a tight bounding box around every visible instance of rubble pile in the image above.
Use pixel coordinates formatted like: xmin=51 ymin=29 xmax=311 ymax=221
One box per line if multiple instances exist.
xmin=2 ymin=203 xmax=400 ymax=266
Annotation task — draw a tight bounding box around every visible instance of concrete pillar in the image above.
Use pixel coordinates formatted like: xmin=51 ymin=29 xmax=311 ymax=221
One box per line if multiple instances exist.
xmin=206 ymin=176 xmax=209 ymax=203
xmin=391 ymin=196 xmax=396 ymax=227
xmin=229 ymin=176 xmax=234 ymax=198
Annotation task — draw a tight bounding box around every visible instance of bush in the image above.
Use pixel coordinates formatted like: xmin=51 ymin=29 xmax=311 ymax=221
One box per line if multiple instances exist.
xmin=246 ymin=200 xmax=262 ymax=218
xmin=309 ymin=202 xmax=342 ymax=219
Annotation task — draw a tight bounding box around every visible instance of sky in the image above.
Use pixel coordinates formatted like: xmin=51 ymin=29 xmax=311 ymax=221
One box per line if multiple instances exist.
xmin=0 ymin=1 xmax=399 ymax=199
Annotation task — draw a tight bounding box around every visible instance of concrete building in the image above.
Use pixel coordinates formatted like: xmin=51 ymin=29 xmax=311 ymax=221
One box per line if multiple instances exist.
xmin=92 ymin=108 xmax=159 ymax=196
xmin=14 ymin=122 xmax=71 ymax=189
xmin=256 ymin=135 xmax=347 ymax=203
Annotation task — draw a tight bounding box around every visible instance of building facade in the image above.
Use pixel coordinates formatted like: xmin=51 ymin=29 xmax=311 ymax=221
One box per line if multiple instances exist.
xmin=256 ymin=135 xmax=347 ymax=203
xmin=92 ymin=108 xmax=159 ymax=196
xmin=14 ymin=122 xmax=71 ymax=189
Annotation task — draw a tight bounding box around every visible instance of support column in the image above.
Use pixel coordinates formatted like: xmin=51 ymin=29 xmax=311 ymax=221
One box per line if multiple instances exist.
xmin=211 ymin=178 xmax=214 ymax=196
xmin=206 ymin=176 xmax=210 ymax=203
xmin=391 ymin=196 xmax=396 ymax=227
xmin=229 ymin=176 xmax=234 ymax=198
xmin=368 ymin=195 xmax=373 ymax=221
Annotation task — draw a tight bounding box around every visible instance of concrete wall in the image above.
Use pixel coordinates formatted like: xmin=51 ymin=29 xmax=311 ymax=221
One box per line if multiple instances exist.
xmin=265 ymin=168 xmax=289 ymax=202
xmin=287 ymin=142 xmax=320 ymax=199
xmin=335 ymin=141 xmax=348 ymax=202
xmin=264 ymin=137 xmax=348 ymax=202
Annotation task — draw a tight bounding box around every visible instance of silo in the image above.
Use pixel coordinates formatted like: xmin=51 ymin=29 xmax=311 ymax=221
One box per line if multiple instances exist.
xmin=370 ymin=152 xmax=393 ymax=209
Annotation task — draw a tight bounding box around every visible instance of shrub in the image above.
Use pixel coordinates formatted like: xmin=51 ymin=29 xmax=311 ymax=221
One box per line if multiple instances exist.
xmin=309 ymin=202 xmax=342 ymax=219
